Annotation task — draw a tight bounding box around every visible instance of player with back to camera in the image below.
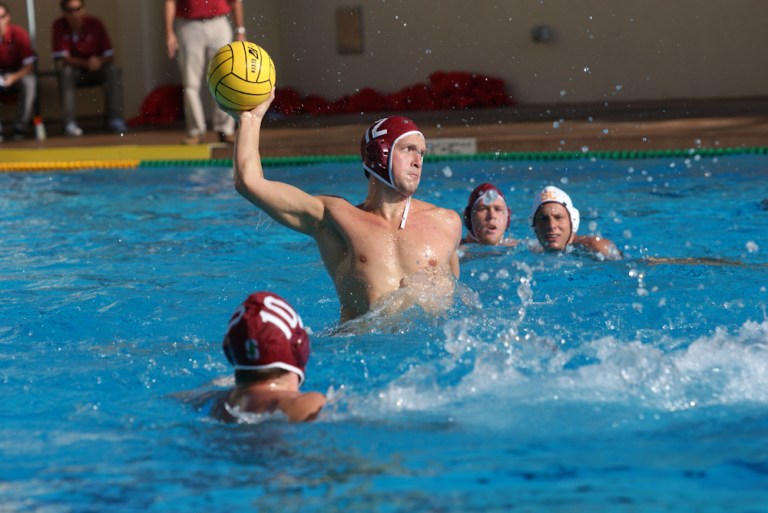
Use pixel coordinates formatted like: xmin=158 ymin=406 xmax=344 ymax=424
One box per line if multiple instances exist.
xmin=461 ymin=183 xmax=519 ymax=247
xmin=209 ymin=291 xmax=326 ymax=423
xmin=529 ymin=185 xmax=622 ymax=260
xmin=232 ymin=90 xmax=462 ymax=322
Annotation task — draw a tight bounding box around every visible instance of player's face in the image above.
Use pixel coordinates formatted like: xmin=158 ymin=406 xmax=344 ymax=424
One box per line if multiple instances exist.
xmin=0 ymin=8 xmax=10 ymax=29
xmin=390 ymin=133 xmax=426 ymax=196
xmin=471 ymin=197 xmax=508 ymax=245
xmin=63 ymin=1 xmax=84 ymax=17
xmin=533 ymin=202 xmax=573 ymax=251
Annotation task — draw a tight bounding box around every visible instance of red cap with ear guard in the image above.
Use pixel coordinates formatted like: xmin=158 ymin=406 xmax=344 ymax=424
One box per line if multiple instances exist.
xmin=360 ymin=116 xmax=422 ymax=189
xmin=463 ymin=183 xmax=511 ymax=239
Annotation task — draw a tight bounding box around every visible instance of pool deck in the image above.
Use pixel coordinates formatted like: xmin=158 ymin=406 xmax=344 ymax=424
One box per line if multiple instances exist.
xmin=2 ymin=97 xmax=768 ymax=166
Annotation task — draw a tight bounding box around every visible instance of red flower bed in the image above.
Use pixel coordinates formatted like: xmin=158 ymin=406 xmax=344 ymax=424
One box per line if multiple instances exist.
xmin=272 ymin=70 xmax=515 ymax=116
xmin=129 ymin=71 xmax=515 ymax=126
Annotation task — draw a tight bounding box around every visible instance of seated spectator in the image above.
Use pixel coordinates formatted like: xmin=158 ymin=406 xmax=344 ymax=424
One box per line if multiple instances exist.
xmin=461 ymin=183 xmax=519 ymax=247
xmin=51 ymin=0 xmax=127 ymax=136
xmin=529 ymin=185 xmax=622 ymax=260
xmin=0 ymin=2 xmax=37 ymax=141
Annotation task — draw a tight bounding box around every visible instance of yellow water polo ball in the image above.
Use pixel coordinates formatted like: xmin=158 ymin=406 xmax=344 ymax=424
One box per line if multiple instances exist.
xmin=207 ymin=41 xmax=276 ymax=111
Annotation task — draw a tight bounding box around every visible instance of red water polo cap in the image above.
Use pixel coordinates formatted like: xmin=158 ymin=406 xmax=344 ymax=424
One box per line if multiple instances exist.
xmin=361 ymin=116 xmax=422 ymax=189
xmin=463 ymin=183 xmax=511 ymax=237
xmin=222 ymin=291 xmax=310 ymax=384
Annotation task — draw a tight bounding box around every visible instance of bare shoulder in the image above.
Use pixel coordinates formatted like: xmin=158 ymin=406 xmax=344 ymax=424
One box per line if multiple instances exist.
xmin=281 ymin=391 xmax=326 ymax=422
xmin=574 ymin=235 xmax=622 ymax=259
xmin=318 ymin=194 xmax=351 ymax=205
xmin=318 ymin=194 xmax=361 ymax=214
xmin=207 ymin=390 xmax=238 ymax=422
xmin=411 ymin=198 xmax=461 ymax=222
xmin=501 ymin=238 xmax=520 ymax=247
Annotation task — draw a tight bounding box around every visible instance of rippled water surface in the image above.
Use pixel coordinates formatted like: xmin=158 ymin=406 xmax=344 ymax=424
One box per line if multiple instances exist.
xmin=2 ymin=155 xmax=767 ymax=512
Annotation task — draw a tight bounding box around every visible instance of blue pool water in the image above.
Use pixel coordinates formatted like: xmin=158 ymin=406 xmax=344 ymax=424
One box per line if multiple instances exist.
xmin=2 ymin=154 xmax=767 ymax=512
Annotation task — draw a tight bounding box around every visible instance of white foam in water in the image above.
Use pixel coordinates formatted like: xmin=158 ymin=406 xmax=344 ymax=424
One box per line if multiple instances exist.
xmin=363 ymin=318 xmax=768 ymax=421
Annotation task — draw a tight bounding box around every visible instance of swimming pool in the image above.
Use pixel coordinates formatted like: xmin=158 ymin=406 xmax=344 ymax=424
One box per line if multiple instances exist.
xmin=2 ymin=153 xmax=767 ymax=512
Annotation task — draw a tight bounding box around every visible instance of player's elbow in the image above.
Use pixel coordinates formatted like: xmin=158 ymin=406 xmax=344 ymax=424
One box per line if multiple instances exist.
xmin=233 ymin=172 xmax=248 ymax=196
xmin=233 ymin=169 xmax=261 ymax=199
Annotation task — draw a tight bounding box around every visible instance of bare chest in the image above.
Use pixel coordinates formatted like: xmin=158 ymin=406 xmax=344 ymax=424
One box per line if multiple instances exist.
xmin=345 ymin=216 xmax=448 ymax=273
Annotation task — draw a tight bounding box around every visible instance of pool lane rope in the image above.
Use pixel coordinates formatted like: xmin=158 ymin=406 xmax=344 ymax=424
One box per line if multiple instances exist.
xmin=143 ymin=145 xmax=768 ymax=167
xmin=1 ymin=146 xmax=767 ymax=172
xmin=0 ymin=159 xmax=140 ymax=172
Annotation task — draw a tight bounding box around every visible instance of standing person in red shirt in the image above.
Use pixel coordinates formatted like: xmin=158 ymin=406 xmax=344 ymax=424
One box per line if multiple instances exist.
xmin=51 ymin=0 xmax=127 ymax=137
xmin=0 ymin=2 xmax=37 ymax=141
xmin=164 ymin=0 xmax=246 ymax=145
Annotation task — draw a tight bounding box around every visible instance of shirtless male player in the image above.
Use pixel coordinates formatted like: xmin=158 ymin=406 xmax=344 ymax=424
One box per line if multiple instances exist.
xmin=233 ymin=90 xmax=462 ymax=321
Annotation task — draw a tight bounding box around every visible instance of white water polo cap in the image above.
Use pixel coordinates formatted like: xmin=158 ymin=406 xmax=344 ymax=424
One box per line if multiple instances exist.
xmin=529 ymin=185 xmax=580 ymax=234
xmin=361 ymin=116 xmax=423 ymax=190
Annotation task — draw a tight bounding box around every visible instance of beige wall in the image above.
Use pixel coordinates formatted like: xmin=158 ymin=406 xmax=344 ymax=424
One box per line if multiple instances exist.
xmin=4 ymin=0 xmax=768 ymax=121
xmin=272 ymin=0 xmax=768 ymax=103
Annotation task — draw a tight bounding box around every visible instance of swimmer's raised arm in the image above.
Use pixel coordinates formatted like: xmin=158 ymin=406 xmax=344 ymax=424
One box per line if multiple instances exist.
xmin=233 ymin=89 xmax=325 ymax=236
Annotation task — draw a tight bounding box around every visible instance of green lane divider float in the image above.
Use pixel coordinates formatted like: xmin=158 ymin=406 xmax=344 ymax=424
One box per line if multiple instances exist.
xmin=138 ymin=146 xmax=768 ymax=168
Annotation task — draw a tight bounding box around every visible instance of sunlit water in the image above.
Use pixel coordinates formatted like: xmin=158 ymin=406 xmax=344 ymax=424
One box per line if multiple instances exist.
xmin=2 ymin=155 xmax=767 ymax=512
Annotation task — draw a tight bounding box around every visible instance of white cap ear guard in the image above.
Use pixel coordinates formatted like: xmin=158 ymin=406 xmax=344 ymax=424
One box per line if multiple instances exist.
xmin=529 ymin=185 xmax=580 ymax=234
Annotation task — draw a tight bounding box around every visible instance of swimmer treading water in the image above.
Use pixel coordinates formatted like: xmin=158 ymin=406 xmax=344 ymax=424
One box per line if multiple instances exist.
xmin=233 ymin=91 xmax=461 ymax=322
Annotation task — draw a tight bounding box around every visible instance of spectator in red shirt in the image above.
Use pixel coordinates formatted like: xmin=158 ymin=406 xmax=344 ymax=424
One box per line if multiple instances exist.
xmin=0 ymin=2 xmax=37 ymax=141
xmin=164 ymin=0 xmax=245 ymax=145
xmin=51 ymin=0 xmax=127 ymax=136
